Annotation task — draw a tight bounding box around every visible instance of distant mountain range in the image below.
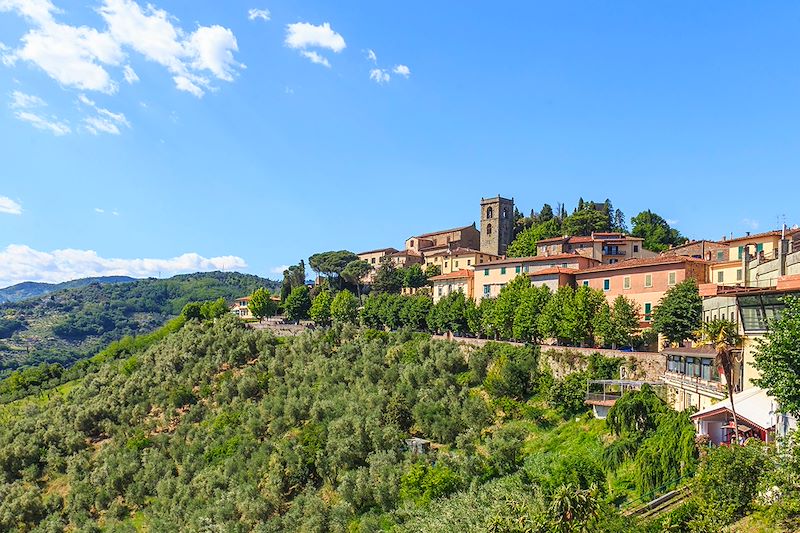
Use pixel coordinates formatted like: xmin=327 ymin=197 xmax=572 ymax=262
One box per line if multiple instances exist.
xmin=0 ymin=276 xmax=138 ymax=303
xmin=0 ymin=271 xmax=278 ymax=375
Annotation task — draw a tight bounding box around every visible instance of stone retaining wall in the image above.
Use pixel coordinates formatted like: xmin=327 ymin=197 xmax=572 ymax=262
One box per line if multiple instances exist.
xmin=432 ymin=335 xmax=665 ymax=381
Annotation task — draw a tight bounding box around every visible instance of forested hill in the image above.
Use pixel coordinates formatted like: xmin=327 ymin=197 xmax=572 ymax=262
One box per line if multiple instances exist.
xmin=0 ymin=317 xmax=786 ymax=531
xmin=0 ymin=271 xmax=277 ymax=375
xmin=0 ymin=276 xmax=137 ymax=304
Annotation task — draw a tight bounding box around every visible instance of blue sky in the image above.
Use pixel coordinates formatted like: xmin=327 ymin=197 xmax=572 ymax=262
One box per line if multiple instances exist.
xmin=1 ymin=1 xmax=799 ymax=287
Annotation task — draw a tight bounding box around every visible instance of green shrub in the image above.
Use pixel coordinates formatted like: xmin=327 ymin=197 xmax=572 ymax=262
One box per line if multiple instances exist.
xmin=400 ymin=463 xmax=462 ymax=505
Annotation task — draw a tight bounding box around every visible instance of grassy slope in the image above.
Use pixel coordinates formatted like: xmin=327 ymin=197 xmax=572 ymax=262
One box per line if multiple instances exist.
xmin=0 ymin=380 xmax=80 ymax=424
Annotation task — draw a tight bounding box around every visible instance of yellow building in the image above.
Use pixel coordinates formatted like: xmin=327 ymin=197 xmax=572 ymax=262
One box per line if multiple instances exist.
xmin=708 ymin=228 xmax=800 ymax=287
xmin=476 ymin=254 xmax=600 ymax=300
xmin=429 ymin=270 xmax=474 ymax=304
xmin=664 ymin=275 xmax=800 ymax=412
xmin=388 ymin=249 xmax=424 ymax=269
xmin=230 ymin=296 xmax=252 ymax=319
xmin=424 ymin=246 xmax=501 ymax=275
xmin=357 ymin=247 xmax=400 ymax=284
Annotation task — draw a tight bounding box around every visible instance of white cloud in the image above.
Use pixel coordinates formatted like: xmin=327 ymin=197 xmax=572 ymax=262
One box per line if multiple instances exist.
xmin=77 ymin=93 xmax=129 ymax=135
xmin=100 ymin=0 xmax=243 ymax=96
xmin=270 ymin=265 xmax=290 ymax=275
xmin=285 ymin=21 xmax=345 ymax=67
xmin=1 ymin=0 xmax=243 ymax=98
xmin=392 ymin=64 xmax=410 ymax=78
xmin=0 ymin=195 xmax=22 ymax=215
xmin=13 ymin=110 xmax=70 ymax=135
xmin=0 ymin=244 xmax=248 ymax=288
xmin=11 ymin=20 xmax=123 ymax=94
xmin=0 ymin=0 xmax=57 ymax=25
xmin=99 ymin=0 xmax=184 ymax=70
xmin=188 ymin=25 xmax=243 ymax=82
xmin=173 ymin=75 xmax=204 ymax=97
xmin=666 ymin=219 xmax=679 ymax=226
xmin=248 ymin=8 xmax=270 ymax=21
xmin=94 ymin=207 xmax=105 ymax=213
xmin=9 ymin=90 xmax=45 ymax=109
xmin=285 ymin=22 xmax=345 ymax=52
xmin=122 ymin=64 xmax=138 ymax=83
xmin=300 ymin=50 xmax=330 ymax=68
xmin=369 ymin=68 xmax=389 ymax=84
xmin=366 ymin=49 xmax=377 ymax=63
xmin=83 ymin=115 xmax=122 ymax=134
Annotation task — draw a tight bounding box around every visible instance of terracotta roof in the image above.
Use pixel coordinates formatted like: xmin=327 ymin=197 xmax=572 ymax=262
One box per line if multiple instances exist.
xmin=536 ymin=236 xmax=569 ymax=244
xmin=419 ymin=244 xmax=450 ymax=253
xmin=706 ymin=283 xmax=800 ymax=298
xmin=425 ymin=246 xmax=500 ymax=258
xmin=485 ymin=253 xmax=600 ymax=267
xmin=413 ymin=224 xmax=475 ymax=239
xmin=668 ymin=239 xmax=723 ymax=249
xmin=358 ymin=247 xmax=399 ymax=256
xmin=528 ymin=267 xmax=579 ymax=276
xmin=537 ymin=233 xmax=644 ymax=246
xmin=575 ymin=255 xmax=707 ymax=275
xmin=723 ymin=228 xmax=800 ymax=244
xmin=429 ymin=269 xmax=474 ymax=281
xmin=390 ymin=249 xmax=423 ymax=257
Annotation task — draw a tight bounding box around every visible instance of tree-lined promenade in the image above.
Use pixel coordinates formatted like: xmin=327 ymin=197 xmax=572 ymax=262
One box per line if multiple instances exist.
xmin=249 ymin=274 xmax=707 ymax=352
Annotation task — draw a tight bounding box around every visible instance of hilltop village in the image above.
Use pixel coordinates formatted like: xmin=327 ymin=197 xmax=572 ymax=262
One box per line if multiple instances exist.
xmin=238 ymin=195 xmax=800 ymax=446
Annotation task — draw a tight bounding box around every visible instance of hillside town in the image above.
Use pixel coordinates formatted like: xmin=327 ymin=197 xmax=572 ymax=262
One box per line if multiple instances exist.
xmin=238 ymin=195 xmax=800 ymax=449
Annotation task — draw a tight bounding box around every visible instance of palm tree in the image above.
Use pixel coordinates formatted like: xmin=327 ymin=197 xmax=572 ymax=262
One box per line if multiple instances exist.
xmin=549 ymin=483 xmax=600 ymax=532
xmin=699 ymin=319 xmax=743 ymax=443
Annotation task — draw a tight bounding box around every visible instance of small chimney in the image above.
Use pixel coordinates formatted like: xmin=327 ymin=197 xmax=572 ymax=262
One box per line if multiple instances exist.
xmin=746 ymin=231 xmax=751 ymax=237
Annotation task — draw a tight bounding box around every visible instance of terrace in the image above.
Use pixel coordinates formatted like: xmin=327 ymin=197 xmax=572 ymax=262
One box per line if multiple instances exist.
xmin=585 ymin=379 xmax=664 ymax=419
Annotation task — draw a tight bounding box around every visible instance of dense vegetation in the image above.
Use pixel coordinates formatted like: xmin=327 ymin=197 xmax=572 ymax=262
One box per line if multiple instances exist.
xmin=2 ymin=307 xmax=800 ymax=531
xmin=342 ymin=276 xmax=651 ymax=351
xmin=0 ymin=272 xmax=277 ymax=376
xmin=507 ymin=198 xmax=686 ymax=257
xmin=0 ymin=314 xmax=683 ymax=532
xmin=755 ymin=296 xmax=800 ymax=414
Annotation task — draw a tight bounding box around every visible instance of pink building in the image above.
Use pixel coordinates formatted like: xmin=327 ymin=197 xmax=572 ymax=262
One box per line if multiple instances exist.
xmin=575 ymin=256 xmax=708 ymax=327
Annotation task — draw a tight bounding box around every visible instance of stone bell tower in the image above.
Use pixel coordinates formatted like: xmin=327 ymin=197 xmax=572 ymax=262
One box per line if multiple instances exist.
xmin=480 ymin=195 xmax=514 ymax=256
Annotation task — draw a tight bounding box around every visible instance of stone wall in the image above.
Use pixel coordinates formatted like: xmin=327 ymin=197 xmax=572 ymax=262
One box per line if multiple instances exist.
xmin=431 ymin=335 xmax=665 ymax=381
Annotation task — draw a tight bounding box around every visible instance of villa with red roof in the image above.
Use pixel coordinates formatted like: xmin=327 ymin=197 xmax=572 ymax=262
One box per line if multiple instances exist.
xmin=536 ymin=232 xmax=656 ymax=264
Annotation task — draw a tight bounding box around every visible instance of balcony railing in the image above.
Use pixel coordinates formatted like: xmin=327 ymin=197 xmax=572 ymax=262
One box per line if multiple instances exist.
xmin=602 ymin=249 xmax=626 ymax=256
xmin=585 ymin=392 xmax=622 ymax=403
xmin=662 ymin=371 xmax=727 ymax=399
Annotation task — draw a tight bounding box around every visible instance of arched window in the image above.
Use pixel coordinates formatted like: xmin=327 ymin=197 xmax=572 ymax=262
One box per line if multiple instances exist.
xmin=486 ymin=207 xmax=493 ymax=219
xmin=487 ymin=223 xmax=493 ymax=235
xmin=502 ymin=208 xmax=508 ymax=219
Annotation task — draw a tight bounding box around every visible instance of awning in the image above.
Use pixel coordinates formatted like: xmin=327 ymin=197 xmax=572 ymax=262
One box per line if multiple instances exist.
xmin=690 ymin=387 xmax=777 ymax=432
